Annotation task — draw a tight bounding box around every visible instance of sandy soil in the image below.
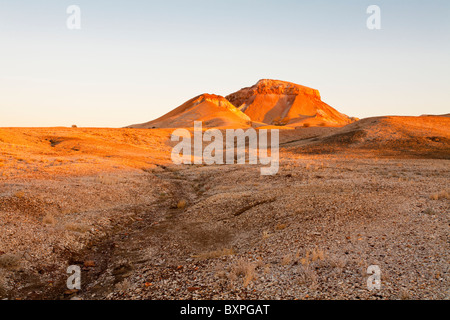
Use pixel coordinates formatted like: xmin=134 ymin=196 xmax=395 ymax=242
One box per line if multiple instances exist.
xmin=0 ymin=120 xmax=448 ymax=300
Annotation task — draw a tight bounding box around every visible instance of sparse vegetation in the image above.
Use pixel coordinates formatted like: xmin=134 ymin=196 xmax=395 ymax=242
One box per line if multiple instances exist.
xmin=65 ymin=223 xmax=91 ymax=233
xmin=42 ymin=213 xmax=56 ymax=225
xmin=430 ymin=189 xmax=450 ymax=200
xmin=177 ymin=199 xmax=187 ymax=209
xmin=275 ymin=223 xmax=287 ymax=231
xmin=281 ymin=254 xmax=292 ymax=266
xmin=230 ymin=258 xmax=257 ymax=288
xmin=0 ymin=254 xmax=21 ymax=271
xmin=13 ymin=191 xmax=25 ymax=198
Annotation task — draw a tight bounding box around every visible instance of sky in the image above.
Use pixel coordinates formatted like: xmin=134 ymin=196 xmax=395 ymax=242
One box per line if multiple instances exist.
xmin=0 ymin=0 xmax=449 ymax=127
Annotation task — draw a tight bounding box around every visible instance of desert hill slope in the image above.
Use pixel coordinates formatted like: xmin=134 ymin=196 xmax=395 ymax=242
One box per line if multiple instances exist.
xmin=285 ymin=115 xmax=450 ymax=158
xmin=226 ymin=79 xmax=355 ymax=127
xmin=129 ymin=94 xmax=251 ymax=129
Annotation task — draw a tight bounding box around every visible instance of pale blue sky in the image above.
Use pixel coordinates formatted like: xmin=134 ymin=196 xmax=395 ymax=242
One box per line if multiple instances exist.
xmin=0 ymin=0 xmax=449 ymax=127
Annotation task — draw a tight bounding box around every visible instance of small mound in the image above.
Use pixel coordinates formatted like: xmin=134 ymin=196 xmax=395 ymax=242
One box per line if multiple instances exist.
xmin=288 ymin=116 xmax=450 ymax=159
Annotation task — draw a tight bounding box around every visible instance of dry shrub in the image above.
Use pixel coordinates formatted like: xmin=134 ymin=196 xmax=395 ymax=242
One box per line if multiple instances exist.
xmin=43 ymin=213 xmax=56 ymax=225
xmin=14 ymin=191 xmax=25 ymax=199
xmin=177 ymin=200 xmax=187 ymax=209
xmin=0 ymin=254 xmax=21 ymax=271
xmin=65 ymin=223 xmax=91 ymax=233
xmin=399 ymin=289 xmax=411 ymax=300
xmin=329 ymin=255 xmax=347 ymax=271
xmin=430 ymin=189 xmax=450 ymax=200
xmin=300 ymin=247 xmax=326 ymax=266
xmin=275 ymin=223 xmax=287 ymax=231
xmin=281 ymin=254 xmax=292 ymax=266
xmin=115 ymin=279 xmax=131 ymax=292
xmin=297 ymin=265 xmax=317 ymax=287
xmin=231 ymin=259 xmax=257 ymax=288
xmin=311 ymin=247 xmax=325 ymax=262
xmin=303 ymin=123 xmax=311 ymax=128
xmin=96 ymin=174 xmax=124 ymax=185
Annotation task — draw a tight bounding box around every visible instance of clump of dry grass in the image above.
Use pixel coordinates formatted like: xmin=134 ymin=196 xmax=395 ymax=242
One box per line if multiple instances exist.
xmin=115 ymin=279 xmax=132 ymax=292
xmin=262 ymin=230 xmax=271 ymax=239
xmin=42 ymin=213 xmax=56 ymax=225
xmin=399 ymin=289 xmax=411 ymax=300
xmin=177 ymin=200 xmax=187 ymax=209
xmin=281 ymin=254 xmax=292 ymax=266
xmin=230 ymin=259 xmax=257 ymax=287
xmin=311 ymin=247 xmax=325 ymax=262
xmin=299 ymin=247 xmax=326 ymax=266
xmin=0 ymin=254 xmax=21 ymax=271
xmin=430 ymin=189 xmax=450 ymax=200
xmin=193 ymin=248 xmax=234 ymax=260
xmin=297 ymin=265 xmax=318 ymax=287
xmin=328 ymin=255 xmax=347 ymax=271
xmin=65 ymin=223 xmax=91 ymax=233
xmin=14 ymin=191 xmax=25 ymax=199
xmin=275 ymin=223 xmax=287 ymax=231
xmin=96 ymin=174 xmax=124 ymax=185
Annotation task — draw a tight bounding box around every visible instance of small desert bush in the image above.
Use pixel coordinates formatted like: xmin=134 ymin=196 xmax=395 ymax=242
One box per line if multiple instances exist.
xmin=430 ymin=189 xmax=450 ymax=200
xmin=275 ymin=223 xmax=287 ymax=231
xmin=303 ymin=123 xmax=311 ymax=128
xmin=281 ymin=254 xmax=293 ymax=266
xmin=328 ymin=255 xmax=347 ymax=270
xmin=231 ymin=259 xmax=257 ymax=287
xmin=65 ymin=223 xmax=91 ymax=233
xmin=300 ymin=247 xmax=326 ymax=266
xmin=0 ymin=254 xmax=21 ymax=271
xmin=43 ymin=213 xmax=56 ymax=225
xmin=177 ymin=199 xmax=187 ymax=209
xmin=14 ymin=191 xmax=25 ymax=198
xmin=311 ymin=247 xmax=325 ymax=262
xmin=262 ymin=230 xmax=271 ymax=239
xmin=96 ymin=174 xmax=123 ymax=185
xmin=297 ymin=265 xmax=318 ymax=287
xmin=399 ymin=289 xmax=411 ymax=300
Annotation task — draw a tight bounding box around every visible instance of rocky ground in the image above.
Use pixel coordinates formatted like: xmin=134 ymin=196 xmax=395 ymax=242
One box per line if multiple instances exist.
xmin=0 ymin=126 xmax=448 ymax=300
